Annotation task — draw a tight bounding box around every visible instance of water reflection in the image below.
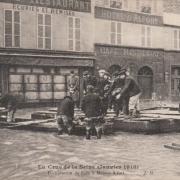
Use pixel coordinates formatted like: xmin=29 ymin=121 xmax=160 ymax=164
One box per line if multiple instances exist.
xmin=0 ymin=129 xmax=180 ymax=180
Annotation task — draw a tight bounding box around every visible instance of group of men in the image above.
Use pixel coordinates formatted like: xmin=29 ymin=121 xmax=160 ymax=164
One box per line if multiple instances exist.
xmin=56 ymin=68 xmax=141 ymax=139
xmin=81 ymin=68 xmax=141 ymax=117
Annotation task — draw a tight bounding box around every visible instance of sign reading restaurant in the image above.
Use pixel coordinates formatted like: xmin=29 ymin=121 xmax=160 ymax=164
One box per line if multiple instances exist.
xmin=0 ymin=0 xmax=91 ymax=12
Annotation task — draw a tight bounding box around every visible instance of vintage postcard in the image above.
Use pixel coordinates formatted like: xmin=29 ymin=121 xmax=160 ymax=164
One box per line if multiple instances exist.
xmin=0 ymin=0 xmax=180 ymax=180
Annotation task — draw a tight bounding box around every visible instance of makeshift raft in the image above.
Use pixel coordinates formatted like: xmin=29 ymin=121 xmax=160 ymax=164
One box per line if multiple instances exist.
xmin=1 ymin=107 xmax=180 ymax=134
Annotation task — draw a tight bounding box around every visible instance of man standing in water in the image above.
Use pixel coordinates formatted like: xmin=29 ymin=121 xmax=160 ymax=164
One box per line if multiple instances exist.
xmin=81 ymin=85 xmax=104 ymax=139
xmin=56 ymin=96 xmax=74 ymax=135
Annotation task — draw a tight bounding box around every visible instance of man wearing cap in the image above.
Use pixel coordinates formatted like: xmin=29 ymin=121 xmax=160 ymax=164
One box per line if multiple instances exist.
xmin=81 ymin=85 xmax=104 ymax=139
xmin=119 ymin=69 xmax=141 ymax=116
xmin=67 ymin=70 xmax=80 ymax=108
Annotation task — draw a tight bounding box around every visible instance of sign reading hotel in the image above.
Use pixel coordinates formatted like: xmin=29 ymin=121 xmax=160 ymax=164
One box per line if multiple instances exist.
xmin=95 ymin=7 xmax=163 ymax=26
xmin=0 ymin=0 xmax=91 ymax=13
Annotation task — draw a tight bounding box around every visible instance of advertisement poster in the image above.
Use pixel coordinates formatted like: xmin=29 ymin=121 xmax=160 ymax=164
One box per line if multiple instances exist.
xmin=0 ymin=1 xmax=180 ymax=180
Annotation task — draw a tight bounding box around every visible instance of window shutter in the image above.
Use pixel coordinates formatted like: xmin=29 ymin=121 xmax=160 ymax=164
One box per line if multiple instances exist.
xmin=5 ymin=10 xmax=13 ymax=47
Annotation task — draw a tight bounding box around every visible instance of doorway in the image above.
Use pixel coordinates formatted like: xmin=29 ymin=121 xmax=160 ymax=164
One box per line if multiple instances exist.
xmin=138 ymin=66 xmax=153 ymax=99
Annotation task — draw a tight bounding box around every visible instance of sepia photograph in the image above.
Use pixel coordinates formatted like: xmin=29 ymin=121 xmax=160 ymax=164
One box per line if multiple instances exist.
xmin=0 ymin=0 xmax=180 ymax=180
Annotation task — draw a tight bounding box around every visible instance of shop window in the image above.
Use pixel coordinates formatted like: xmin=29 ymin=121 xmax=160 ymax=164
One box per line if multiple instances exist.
xmin=141 ymin=26 xmax=151 ymax=47
xmin=110 ymin=21 xmax=122 ymax=45
xmin=9 ymin=71 xmax=67 ymax=102
xmin=68 ymin=17 xmax=81 ymax=51
xmin=4 ymin=10 xmax=20 ymax=47
xmin=38 ymin=14 xmax=51 ymax=49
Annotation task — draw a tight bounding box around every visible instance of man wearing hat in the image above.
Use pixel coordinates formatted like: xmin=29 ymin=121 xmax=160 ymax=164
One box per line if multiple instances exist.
xmin=119 ymin=69 xmax=141 ymax=116
xmin=107 ymin=70 xmax=125 ymax=116
xmin=97 ymin=70 xmax=111 ymax=115
xmin=82 ymin=71 xmax=97 ymax=95
xmin=81 ymin=85 xmax=104 ymax=139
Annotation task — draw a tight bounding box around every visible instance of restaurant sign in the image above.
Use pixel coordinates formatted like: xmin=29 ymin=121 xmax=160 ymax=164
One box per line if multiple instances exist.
xmin=95 ymin=7 xmax=163 ymax=26
xmin=0 ymin=0 xmax=91 ymax=13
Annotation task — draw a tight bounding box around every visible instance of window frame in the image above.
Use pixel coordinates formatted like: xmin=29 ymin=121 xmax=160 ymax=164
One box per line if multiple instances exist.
xmin=4 ymin=9 xmax=21 ymax=48
xmin=68 ymin=16 xmax=81 ymax=52
xmin=110 ymin=21 xmax=123 ymax=45
xmin=141 ymin=25 xmax=152 ymax=48
xmin=173 ymin=29 xmax=180 ymax=50
xmin=37 ymin=13 xmax=52 ymax=50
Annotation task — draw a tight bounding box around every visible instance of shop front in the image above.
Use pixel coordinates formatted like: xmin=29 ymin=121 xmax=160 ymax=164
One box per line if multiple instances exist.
xmin=95 ymin=44 xmax=166 ymax=100
xmin=0 ymin=49 xmax=94 ymax=105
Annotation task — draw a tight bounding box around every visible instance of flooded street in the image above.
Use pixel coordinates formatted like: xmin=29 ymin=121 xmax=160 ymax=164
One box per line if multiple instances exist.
xmin=0 ymin=129 xmax=180 ymax=180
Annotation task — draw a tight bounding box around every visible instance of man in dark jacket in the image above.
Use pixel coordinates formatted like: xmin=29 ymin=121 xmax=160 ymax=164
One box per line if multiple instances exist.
xmin=96 ymin=70 xmax=111 ymax=115
xmin=81 ymin=85 xmax=104 ymax=139
xmin=57 ymin=96 xmax=74 ymax=135
xmin=119 ymin=69 xmax=141 ymax=116
xmin=107 ymin=71 xmax=125 ymax=116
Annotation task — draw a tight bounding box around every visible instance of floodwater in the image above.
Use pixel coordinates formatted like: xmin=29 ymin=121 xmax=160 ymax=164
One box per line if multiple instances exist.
xmin=0 ymin=129 xmax=180 ymax=180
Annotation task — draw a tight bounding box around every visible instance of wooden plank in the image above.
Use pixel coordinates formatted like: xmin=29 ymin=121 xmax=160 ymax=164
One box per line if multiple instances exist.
xmin=7 ymin=119 xmax=55 ymax=127
xmin=141 ymin=113 xmax=180 ymax=119
xmin=164 ymin=145 xmax=180 ymax=150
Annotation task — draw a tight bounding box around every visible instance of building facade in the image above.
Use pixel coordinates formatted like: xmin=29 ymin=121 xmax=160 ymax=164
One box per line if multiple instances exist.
xmin=0 ymin=0 xmax=180 ymax=103
xmin=94 ymin=0 xmax=165 ymax=100
xmin=0 ymin=0 xmax=95 ymax=104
